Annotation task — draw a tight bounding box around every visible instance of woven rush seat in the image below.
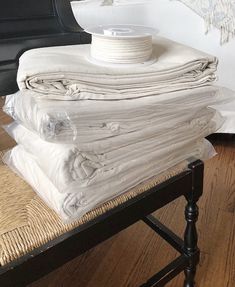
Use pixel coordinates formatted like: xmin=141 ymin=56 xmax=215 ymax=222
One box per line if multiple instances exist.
xmin=0 ymin=150 xmax=188 ymax=267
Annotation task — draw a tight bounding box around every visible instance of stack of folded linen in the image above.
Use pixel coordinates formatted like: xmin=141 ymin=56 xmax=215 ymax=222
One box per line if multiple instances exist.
xmin=16 ymin=37 xmax=218 ymax=100
xmin=3 ymin=86 xmax=227 ymax=144
xmin=3 ymin=35 xmax=228 ymax=223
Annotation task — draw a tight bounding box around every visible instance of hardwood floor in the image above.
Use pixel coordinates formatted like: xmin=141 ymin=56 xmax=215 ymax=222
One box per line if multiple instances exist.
xmin=0 ymin=97 xmax=234 ymax=287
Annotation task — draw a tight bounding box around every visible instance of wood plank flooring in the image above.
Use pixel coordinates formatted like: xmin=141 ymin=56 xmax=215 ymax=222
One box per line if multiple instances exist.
xmin=0 ymin=97 xmax=234 ymax=287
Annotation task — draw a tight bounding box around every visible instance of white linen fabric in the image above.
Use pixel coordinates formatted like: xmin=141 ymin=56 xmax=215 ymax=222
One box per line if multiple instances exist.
xmin=4 ymin=139 xmax=215 ymax=222
xmin=3 ymin=86 xmax=228 ymax=143
xmin=178 ymin=0 xmax=235 ymax=44
xmin=17 ymin=36 xmax=217 ymax=100
xmin=4 ymin=109 xmax=222 ymax=194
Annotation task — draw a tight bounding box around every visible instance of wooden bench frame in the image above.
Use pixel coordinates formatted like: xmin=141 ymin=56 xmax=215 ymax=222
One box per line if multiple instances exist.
xmin=0 ymin=160 xmax=204 ymax=287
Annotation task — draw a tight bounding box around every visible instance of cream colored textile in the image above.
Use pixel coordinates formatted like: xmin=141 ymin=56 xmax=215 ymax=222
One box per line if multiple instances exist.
xmin=4 ymin=138 xmax=212 ymax=223
xmin=17 ymin=36 xmax=217 ymax=100
xmin=5 ymin=108 xmax=220 ymax=194
xmin=3 ymin=86 xmax=226 ymax=143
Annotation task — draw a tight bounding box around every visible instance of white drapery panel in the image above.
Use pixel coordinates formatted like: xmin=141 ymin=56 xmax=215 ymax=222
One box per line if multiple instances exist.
xmin=178 ymin=0 xmax=235 ymax=44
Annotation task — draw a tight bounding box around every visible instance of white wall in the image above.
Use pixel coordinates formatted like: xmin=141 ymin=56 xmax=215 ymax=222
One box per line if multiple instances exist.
xmin=71 ymin=0 xmax=235 ymax=90
xmin=145 ymin=1 xmax=235 ymax=91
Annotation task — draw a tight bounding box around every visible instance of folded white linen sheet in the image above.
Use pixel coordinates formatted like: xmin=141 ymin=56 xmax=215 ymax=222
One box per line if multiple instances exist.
xmin=17 ymin=36 xmax=217 ymax=100
xmin=4 ymin=140 xmax=215 ymax=222
xmin=5 ymin=108 xmax=222 ymax=194
xmin=3 ymin=86 xmax=228 ymax=144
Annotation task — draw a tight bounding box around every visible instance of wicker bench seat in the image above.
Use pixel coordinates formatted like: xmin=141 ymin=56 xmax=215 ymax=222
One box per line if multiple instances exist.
xmin=0 ymin=148 xmax=203 ymax=287
xmin=0 ymin=150 xmax=187 ymax=267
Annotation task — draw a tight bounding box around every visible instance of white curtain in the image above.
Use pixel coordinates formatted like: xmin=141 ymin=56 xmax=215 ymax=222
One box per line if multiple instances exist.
xmin=178 ymin=0 xmax=235 ymax=44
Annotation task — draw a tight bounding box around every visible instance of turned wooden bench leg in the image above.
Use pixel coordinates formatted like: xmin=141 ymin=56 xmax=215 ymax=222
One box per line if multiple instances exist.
xmin=183 ymin=199 xmax=199 ymax=287
xmin=183 ymin=160 xmax=203 ymax=287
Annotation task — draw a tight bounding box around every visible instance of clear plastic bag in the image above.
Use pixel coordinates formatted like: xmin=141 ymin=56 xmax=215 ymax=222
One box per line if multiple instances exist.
xmin=213 ymin=98 xmax=235 ymax=133
xmin=3 ymin=108 xmax=221 ymax=194
xmin=3 ymin=137 xmax=215 ymax=223
xmin=3 ymin=86 xmax=230 ymax=144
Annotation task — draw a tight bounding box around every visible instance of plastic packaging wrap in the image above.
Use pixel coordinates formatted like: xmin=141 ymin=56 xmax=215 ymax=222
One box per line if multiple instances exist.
xmin=3 ymin=86 xmax=229 ymax=144
xmin=4 ymin=109 xmax=221 ymax=194
xmin=2 ymin=84 xmax=227 ymax=223
xmin=213 ymin=98 xmax=235 ymax=133
xmin=3 ymin=138 xmax=215 ymax=223
xmin=71 ymin=0 xmax=152 ymax=31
